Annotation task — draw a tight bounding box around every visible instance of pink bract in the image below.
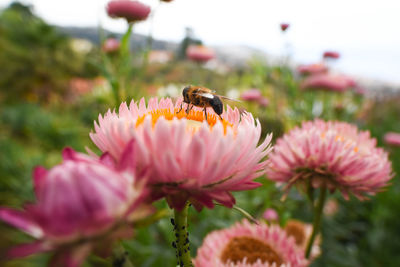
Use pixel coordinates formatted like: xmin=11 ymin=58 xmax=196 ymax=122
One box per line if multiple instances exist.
xmin=194 ymin=219 xmax=308 ymax=267
xmin=323 ymin=51 xmax=340 ymax=59
xmin=90 ymin=97 xmax=273 ymax=211
xmin=384 ymin=132 xmax=400 ymax=147
xmin=301 ymin=73 xmax=356 ymax=92
xmin=102 ymin=38 xmax=120 ymax=53
xmin=297 ymin=63 xmax=328 ymax=76
xmin=0 ymin=148 xmax=150 ymax=266
xmin=280 ymin=23 xmax=290 ymax=32
xmin=262 ymin=208 xmax=279 ymax=222
xmin=186 ymin=45 xmax=215 ymax=63
xmin=240 ymin=89 xmax=262 ymax=102
xmin=266 ymin=120 xmax=393 ymax=200
xmin=106 ymin=0 xmax=151 ymax=22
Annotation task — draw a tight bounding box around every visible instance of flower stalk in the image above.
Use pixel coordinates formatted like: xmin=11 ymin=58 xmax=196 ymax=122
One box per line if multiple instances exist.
xmin=112 ymin=243 xmax=134 ymax=267
xmin=173 ymin=202 xmax=193 ymax=267
xmin=305 ymin=185 xmax=327 ymax=259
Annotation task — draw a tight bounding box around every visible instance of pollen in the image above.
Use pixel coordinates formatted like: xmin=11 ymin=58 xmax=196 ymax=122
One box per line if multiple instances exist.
xmin=220 ymin=236 xmax=283 ymax=265
xmin=135 ymin=108 xmax=233 ymax=133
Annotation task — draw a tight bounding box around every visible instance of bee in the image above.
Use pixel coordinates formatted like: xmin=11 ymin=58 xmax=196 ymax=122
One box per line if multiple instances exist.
xmin=178 ymin=85 xmax=238 ymax=120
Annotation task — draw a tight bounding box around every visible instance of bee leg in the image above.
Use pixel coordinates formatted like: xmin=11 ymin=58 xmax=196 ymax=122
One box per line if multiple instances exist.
xmin=204 ymin=107 xmax=208 ymax=121
xmin=177 ymin=102 xmax=183 ymax=114
xmin=186 ymin=104 xmax=192 ymax=114
xmin=219 ymin=114 xmax=223 ymax=120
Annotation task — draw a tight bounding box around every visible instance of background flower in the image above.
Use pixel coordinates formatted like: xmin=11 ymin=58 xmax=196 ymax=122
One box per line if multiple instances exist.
xmin=106 ymin=0 xmax=151 ymax=22
xmin=194 ymin=219 xmax=308 ymax=267
xmin=266 ymin=119 xmax=393 ymax=200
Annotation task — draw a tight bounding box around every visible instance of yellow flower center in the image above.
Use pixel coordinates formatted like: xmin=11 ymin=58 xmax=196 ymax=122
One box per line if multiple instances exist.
xmin=220 ymin=236 xmax=283 ymax=265
xmin=320 ymin=132 xmax=359 ymax=153
xmin=135 ymin=108 xmax=233 ymax=133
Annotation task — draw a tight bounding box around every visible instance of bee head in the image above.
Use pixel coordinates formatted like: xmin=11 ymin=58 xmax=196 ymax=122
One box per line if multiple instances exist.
xmin=210 ymin=96 xmax=223 ymax=115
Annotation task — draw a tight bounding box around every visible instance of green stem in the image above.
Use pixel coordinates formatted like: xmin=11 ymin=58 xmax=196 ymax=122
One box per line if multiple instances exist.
xmin=305 ymin=186 xmax=327 ymax=259
xmin=173 ymin=202 xmax=193 ymax=267
xmin=112 ymin=243 xmax=134 ymax=267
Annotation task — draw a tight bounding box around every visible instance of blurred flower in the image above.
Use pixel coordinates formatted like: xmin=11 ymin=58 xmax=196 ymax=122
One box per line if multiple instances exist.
xmin=240 ymin=89 xmax=262 ymax=102
xmin=384 ymin=132 xmax=400 ymax=147
xmin=262 ymin=208 xmax=279 ymax=222
xmin=266 ymin=120 xmax=393 ymax=200
xmin=301 ymin=73 xmax=356 ymax=92
xmin=280 ymin=23 xmax=290 ymax=32
xmin=323 ymin=199 xmax=339 ymax=216
xmin=161 ymin=0 xmax=174 ymax=2
xmin=106 ymin=0 xmax=151 ymax=23
xmin=297 ymin=63 xmax=328 ymax=76
xmin=0 ymin=148 xmax=150 ymax=265
xmin=323 ymin=51 xmax=340 ymax=59
xmin=194 ymin=219 xmax=308 ymax=267
xmin=240 ymin=89 xmax=269 ymax=107
xmin=90 ymin=97 xmax=273 ymax=211
xmin=353 ymin=85 xmax=366 ymax=96
xmin=157 ymin=83 xmax=181 ymax=98
xmin=186 ymin=45 xmax=215 ymax=63
xmin=284 ymin=220 xmax=320 ymax=260
xmin=102 ymin=38 xmax=120 ymax=53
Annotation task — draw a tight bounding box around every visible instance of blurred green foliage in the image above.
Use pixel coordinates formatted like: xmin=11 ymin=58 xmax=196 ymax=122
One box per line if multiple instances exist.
xmin=1 ymin=2 xmax=400 ymax=267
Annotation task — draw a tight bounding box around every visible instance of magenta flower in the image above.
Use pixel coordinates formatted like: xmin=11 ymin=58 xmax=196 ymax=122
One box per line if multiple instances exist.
xmin=323 ymin=51 xmax=340 ymax=59
xmin=297 ymin=63 xmax=328 ymax=76
xmin=262 ymin=208 xmax=278 ymax=222
xmin=194 ymin=219 xmax=308 ymax=267
xmin=106 ymin=0 xmax=151 ymax=23
xmin=384 ymin=132 xmax=400 ymax=147
xmin=102 ymin=38 xmax=120 ymax=53
xmin=266 ymin=120 xmax=393 ymax=200
xmin=90 ymin=97 xmax=273 ymax=211
xmin=186 ymin=45 xmax=215 ymax=63
xmin=280 ymin=23 xmax=290 ymax=32
xmin=0 ymin=148 xmax=151 ymax=265
xmin=301 ymin=73 xmax=356 ymax=92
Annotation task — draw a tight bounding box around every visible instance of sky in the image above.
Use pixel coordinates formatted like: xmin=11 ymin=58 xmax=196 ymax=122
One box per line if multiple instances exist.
xmin=1 ymin=0 xmax=400 ymax=83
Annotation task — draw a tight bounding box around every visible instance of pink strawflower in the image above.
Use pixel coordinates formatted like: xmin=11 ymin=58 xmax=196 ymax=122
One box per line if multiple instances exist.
xmin=102 ymin=38 xmax=120 ymax=53
xmin=240 ymin=89 xmax=262 ymax=102
xmin=323 ymin=51 xmax=340 ymax=59
xmin=297 ymin=63 xmax=328 ymax=76
xmin=301 ymin=73 xmax=356 ymax=92
xmin=258 ymin=97 xmax=269 ymax=108
xmin=0 ymin=148 xmax=151 ymax=266
xmin=90 ymin=97 xmax=273 ymax=211
xmin=262 ymin=208 xmax=278 ymax=222
xmin=266 ymin=120 xmax=393 ymax=200
xmin=194 ymin=219 xmax=308 ymax=267
xmin=186 ymin=45 xmax=215 ymax=63
xmin=384 ymin=132 xmax=400 ymax=147
xmin=106 ymin=0 xmax=151 ymax=23
xmin=280 ymin=23 xmax=290 ymax=32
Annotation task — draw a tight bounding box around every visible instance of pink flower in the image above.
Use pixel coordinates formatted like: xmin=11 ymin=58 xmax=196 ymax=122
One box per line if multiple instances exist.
xmin=240 ymin=89 xmax=262 ymax=102
xmin=266 ymin=120 xmax=393 ymax=200
xmin=106 ymin=0 xmax=151 ymax=23
xmin=258 ymin=97 xmax=269 ymax=107
xmin=186 ymin=45 xmax=215 ymax=63
xmin=301 ymin=73 xmax=356 ymax=92
xmin=194 ymin=219 xmax=308 ymax=267
xmin=384 ymin=132 xmax=400 ymax=147
xmin=0 ymin=148 xmax=150 ymax=266
xmin=102 ymin=38 xmax=120 ymax=53
xmin=262 ymin=208 xmax=278 ymax=222
xmin=90 ymin=97 xmax=273 ymax=211
xmin=323 ymin=51 xmax=340 ymax=59
xmin=161 ymin=0 xmax=174 ymax=2
xmin=297 ymin=63 xmax=328 ymax=76
xmin=280 ymin=23 xmax=290 ymax=32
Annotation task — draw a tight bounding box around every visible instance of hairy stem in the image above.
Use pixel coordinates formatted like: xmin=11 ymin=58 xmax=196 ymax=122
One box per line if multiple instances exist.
xmin=173 ymin=202 xmax=193 ymax=267
xmin=305 ymin=186 xmax=327 ymax=259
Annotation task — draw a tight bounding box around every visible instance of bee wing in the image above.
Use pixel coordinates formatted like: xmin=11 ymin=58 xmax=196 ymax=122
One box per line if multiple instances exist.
xmin=217 ymin=95 xmax=242 ymax=103
xmin=193 ymin=92 xmax=215 ymax=99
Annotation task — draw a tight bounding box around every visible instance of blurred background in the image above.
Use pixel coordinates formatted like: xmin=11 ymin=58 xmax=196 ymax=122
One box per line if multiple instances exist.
xmin=0 ymin=0 xmax=399 ymax=266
